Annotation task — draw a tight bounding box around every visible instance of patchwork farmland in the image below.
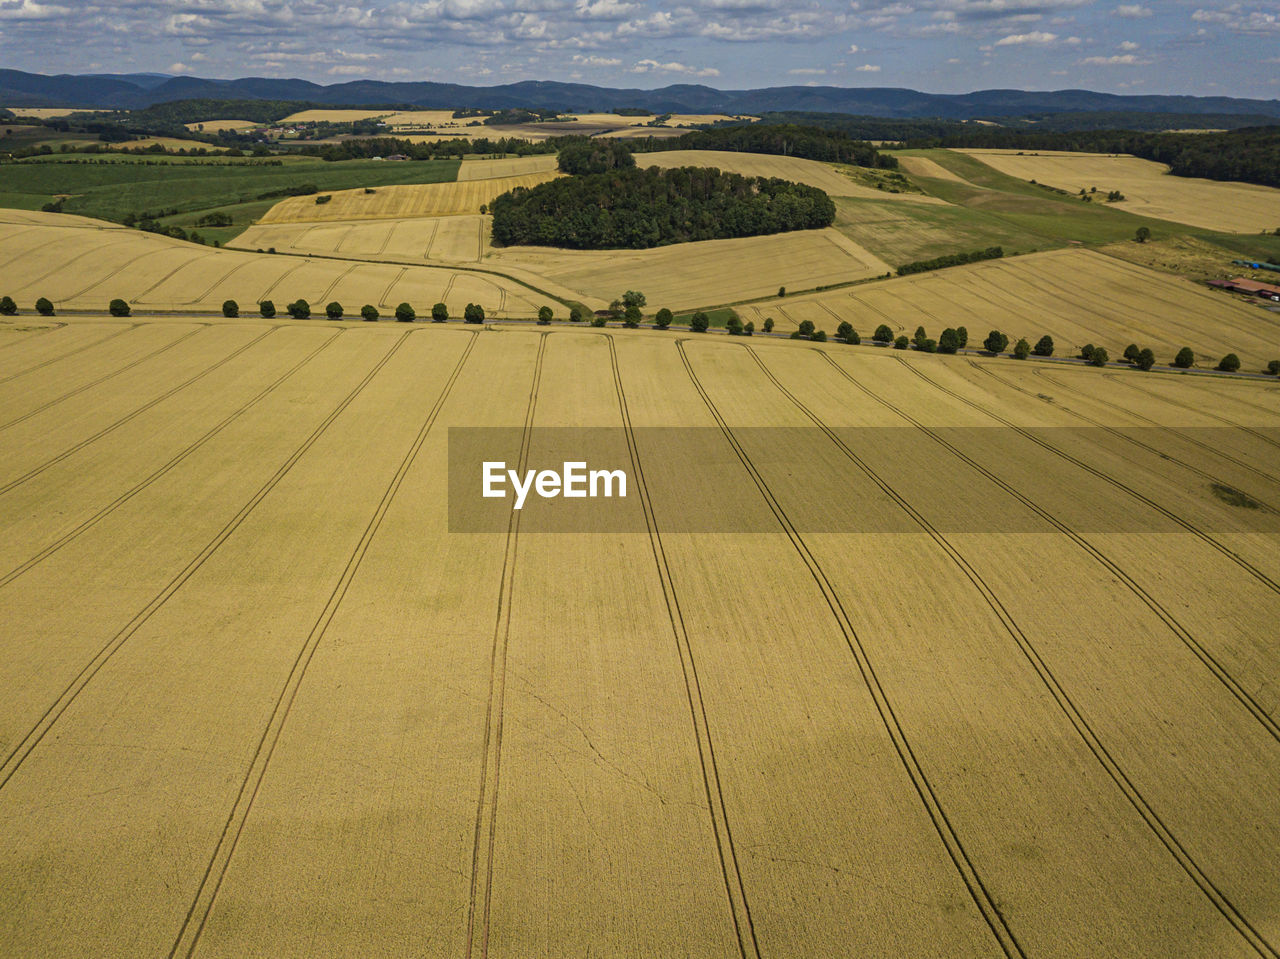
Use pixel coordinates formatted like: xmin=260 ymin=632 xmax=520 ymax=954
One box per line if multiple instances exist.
xmin=4 ymin=108 xmax=1280 ymax=959
xmin=0 ymin=323 xmax=1278 ymax=958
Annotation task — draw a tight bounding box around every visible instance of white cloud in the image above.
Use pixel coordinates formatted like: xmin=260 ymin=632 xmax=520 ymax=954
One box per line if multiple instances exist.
xmin=570 ymin=53 xmax=622 ymax=66
xmin=169 ymin=61 xmax=193 ymax=73
xmin=995 ymin=30 xmax=1058 ymax=44
xmin=630 ymin=57 xmax=720 ymax=77
xmin=0 ymin=0 xmax=69 ymax=19
xmin=855 ymin=63 xmax=881 ymax=71
xmin=788 ymin=67 xmax=827 ymax=74
xmin=1111 ymin=3 xmax=1151 ymax=16
xmin=1079 ymin=53 xmax=1150 ymax=64
xmin=1192 ymin=6 xmax=1280 ymax=32
xmin=1119 ymin=39 xmax=1138 ymax=49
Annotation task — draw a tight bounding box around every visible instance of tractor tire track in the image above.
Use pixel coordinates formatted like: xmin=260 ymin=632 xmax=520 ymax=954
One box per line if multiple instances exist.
xmin=896 ymin=357 xmax=1280 ymax=598
xmin=0 ymin=330 xmax=412 ymax=795
xmin=675 ymin=338 xmax=1026 ymax=959
xmin=0 ymin=329 xmax=343 ymax=590
xmin=0 ymin=325 xmax=207 ymax=432
xmin=170 ymin=330 xmax=479 ymax=959
xmin=604 ymin=334 xmax=760 ymax=959
xmin=833 ymin=352 xmax=1280 ymax=744
xmin=792 ymin=347 xmax=1280 ymax=958
xmin=465 ymin=332 xmax=547 ymax=959
xmin=0 ymin=323 xmax=135 ymax=385
xmin=0 ymin=327 xmax=276 ymax=496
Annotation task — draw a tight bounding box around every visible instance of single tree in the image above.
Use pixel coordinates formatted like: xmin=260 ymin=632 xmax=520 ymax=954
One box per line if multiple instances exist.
xmin=913 ymin=325 xmax=927 ymax=347
xmin=812 ymin=329 xmax=827 ymax=342
xmin=1080 ymin=343 xmax=1095 ymax=360
xmin=464 ymin=303 xmax=485 ymax=324
xmin=1089 ymin=346 xmax=1110 ymax=367
xmin=1013 ymin=337 xmax=1031 ymax=360
xmin=0 ymin=295 xmax=16 ymax=316
xmin=690 ymin=311 xmax=710 ymax=332
xmin=431 ymin=302 xmax=448 ymax=323
xmin=777 ymin=286 xmax=786 ymax=298
xmin=918 ymin=337 xmax=936 ymax=353
xmin=395 ymin=302 xmax=416 ymax=323
xmin=744 ymin=320 xmax=755 ymax=336
xmin=259 ymin=300 xmax=276 ymax=318
xmin=1137 ymin=348 xmax=1156 ymax=371
xmin=361 ymin=304 xmax=379 ymax=322
xmin=938 ymin=328 xmax=960 ymax=354
xmin=287 ymin=299 xmax=311 ymax=319
xmin=109 ymin=298 xmax=131 ymax=317
xmin=569 ymin=306 xmax=585 ymax=323
xmin=623 ymin=304 xmax=642 ymax=328
xmin=762 ymin=317 xmax=774 ymax=334
xmin=622 ymin=290 xmax=646 ymax=310
xmin=726 ymin=314 xmax=745 ymax=335
xmin=797 ymin=319 xmax=816 ymax=338
xmin=873 ymin=323 xmax=895 ymax=344
xmin=590 ymin=313 xmax=608 ymax=327
xmin=35 ymin=297 xmax=54 ymax=316
xmin=837 ymin=321 xmax=854 ymax=342
xmin=1123 ymin=343 xmax=1141 ymax=363
xmin=894 ymin=335 xmax=909 ymax=350
xmin=1033 ymin=334 xmax=1054 ymax=357
xmin=1267 ymin=359 xmax=1280 ymax=376
xmin=983 ymin=329 xmax=1008 ymax=354
xmin=956 ymin=326 xmax=968 ymax=349
xmin=326 ymin=301 xmax=344 ymax=320
xmin=221 ymin=299 xmax=238 ymax=318
xmin=1173 ymin=346 xmax=1195 ymax=368
xmin=1135 ymin=226 xmax=1151 ymax=243
xmin=1218 ymin=353 xmax=1241 ymax=372
xmin=654 ymin=307 xmax=673 ymax=329
xmin=537 ymin=305 xmax=553 ymax=325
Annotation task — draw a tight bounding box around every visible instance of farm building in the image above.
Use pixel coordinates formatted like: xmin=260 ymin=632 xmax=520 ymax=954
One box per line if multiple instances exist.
xmin=1208 ymin=277 xmax=1280 ymax=300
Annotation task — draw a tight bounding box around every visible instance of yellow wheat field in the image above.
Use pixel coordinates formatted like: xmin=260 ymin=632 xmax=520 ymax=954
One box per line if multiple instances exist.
xmin=896 ymin=155 xmax=970 ymax=184
xmin=3 ymin=107 xmax=85 ymax=119
xmin=0 ymin=318 xmax=1277 ymax=957
xmin=636 ymin=150 xmax=940 ymax=201
xmin=958 ymin=149 xmax=1280 ymax=233
xmin=745 ymin=247 xmax=1280 ymax=369
xmin=237 ymin=216 xmax=892 ymax=309
xmin=183 ymin=119 xmax=259 ymax=132
xmin=0 ymin=210 xmax=542 ymax=316
xmin=114 ymin=136 xmax=229 ymax=152
xmin=257 ymin=172 xmax=562 ymax=224
xmin=457 ymin=154 xmax=560 ymax=180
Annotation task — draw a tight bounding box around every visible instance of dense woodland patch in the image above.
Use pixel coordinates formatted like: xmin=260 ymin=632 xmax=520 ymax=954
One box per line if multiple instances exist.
xmin=490 ymin=164 xmax=836 ymax=249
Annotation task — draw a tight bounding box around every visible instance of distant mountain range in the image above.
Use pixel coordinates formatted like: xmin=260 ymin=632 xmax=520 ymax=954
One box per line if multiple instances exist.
xmin=3 ymin=69 xmax=1279 ymax=120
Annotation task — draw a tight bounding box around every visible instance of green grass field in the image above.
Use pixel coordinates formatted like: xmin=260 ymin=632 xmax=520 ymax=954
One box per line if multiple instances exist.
xmin=0 ymin=156 xmax=461 ymax=232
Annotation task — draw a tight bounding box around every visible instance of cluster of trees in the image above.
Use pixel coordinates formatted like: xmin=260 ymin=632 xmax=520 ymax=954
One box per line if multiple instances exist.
xmin=490 ymin=165 xmax=836 ymax=249
xmin=641 ymin=124 xmax=895 ymax=169
xmin=235 ymin=298 xmax=487 ymax=323
xmin=295 ymin=134 xmax=579 ymax=162
xmin=897 ymin=246 xmax=1004 ymax=276
xmin=556 ymin=140 xmax=635 ymax=175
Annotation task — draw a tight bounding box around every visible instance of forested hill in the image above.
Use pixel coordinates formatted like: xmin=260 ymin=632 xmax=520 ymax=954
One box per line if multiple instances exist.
xmin=3 ymin=68 xmax=1279 ymax=120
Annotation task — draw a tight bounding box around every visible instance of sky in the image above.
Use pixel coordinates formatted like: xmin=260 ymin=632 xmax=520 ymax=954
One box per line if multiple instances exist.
xmin=1 ymin=0 xmax=1278 ymax=98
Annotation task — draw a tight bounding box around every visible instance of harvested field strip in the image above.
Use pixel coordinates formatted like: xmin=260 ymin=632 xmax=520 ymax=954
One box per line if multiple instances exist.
xmin=0 ymin=330 xmax=410 ymax=791
xmin=257 ymin=173 xmax=561 ymax=224
xmin=170 ymin=333 xmax=479 ymax=959
xmin=675 ymin=341 xmax=1020 ymax=957
xmin=465 ymin=333 xmax=545 ymax=959
xmin=0 ymin=326 xmax=272 ymax=494
xmin=0 ymin=324 xmax=203 ymax=431
xmin=789 ymin=348 xmax=1280 ymax=954
xmin=0 ymin=329 xmax=342 ymax=587
xmin=457 ymin=155 xmax=559 ymax=181
xmin=606 ymin=333 xmax=758 ymax=958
